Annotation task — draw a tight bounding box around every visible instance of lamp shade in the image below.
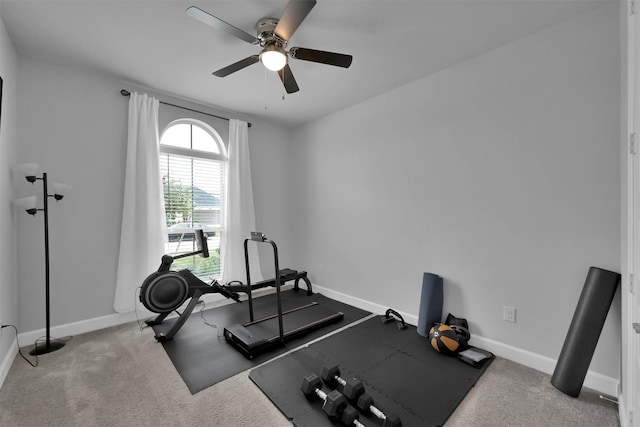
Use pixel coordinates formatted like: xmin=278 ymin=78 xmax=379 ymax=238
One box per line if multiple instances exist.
xmin=260 ymin=46 xmax=287 ymax=71
xmin=15 ymin=195 xmax=38 ymax=214
xmin=51 ymin=182 xmax=72 ymax=200
xmin=16 ymin=163 xmax=39 ymax=179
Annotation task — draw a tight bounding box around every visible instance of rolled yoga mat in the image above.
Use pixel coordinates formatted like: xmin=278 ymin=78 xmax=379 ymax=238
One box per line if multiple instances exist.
xmin=417 ymin=272 xmax=443 ymax=337
xmin=551 ymin=266 xmax=620 ymax=397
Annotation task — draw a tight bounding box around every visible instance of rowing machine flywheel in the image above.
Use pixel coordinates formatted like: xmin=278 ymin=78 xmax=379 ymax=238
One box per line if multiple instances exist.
xmin=140 ymin=271 xmax=189 ymax=313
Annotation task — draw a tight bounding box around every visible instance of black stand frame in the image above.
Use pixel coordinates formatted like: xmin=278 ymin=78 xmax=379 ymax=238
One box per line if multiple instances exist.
xmin=142 ymin=231 xmax=243 ymax=342
xmin=29 ymin=172 xmax=65 ymax=356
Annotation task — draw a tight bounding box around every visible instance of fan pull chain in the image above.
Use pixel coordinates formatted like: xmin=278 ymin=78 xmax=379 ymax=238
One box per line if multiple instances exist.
xmin=264 ymin=67 xmax=268 ymax=110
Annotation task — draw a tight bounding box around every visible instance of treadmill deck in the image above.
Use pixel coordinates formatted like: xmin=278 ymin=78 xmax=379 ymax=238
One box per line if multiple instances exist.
xmin=224 ymin=302 xmax=344 ymax=359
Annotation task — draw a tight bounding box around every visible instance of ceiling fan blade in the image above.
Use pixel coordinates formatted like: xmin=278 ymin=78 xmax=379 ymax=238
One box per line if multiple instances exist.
xmin=213 ymin=55 xmax=260 ymax=77
xmin=274 ymin=0 xmax=316 ymax=41
xmin=289 ymin=47 xmax=352 ymax=68
xmin=186 ymin=6 xmax=258 ymax=45
xmin=278 ymin=65 xmax=300 ymax=94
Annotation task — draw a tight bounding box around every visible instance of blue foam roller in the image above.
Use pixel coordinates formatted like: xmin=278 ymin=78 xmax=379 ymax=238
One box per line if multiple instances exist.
xmin=417 ymin=272 xmax=443 ymax=337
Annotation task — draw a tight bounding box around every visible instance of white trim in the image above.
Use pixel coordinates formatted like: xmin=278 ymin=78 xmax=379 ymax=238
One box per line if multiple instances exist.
xmin=619 ymin=390 xmax=630 ymax=427
xmin=469 ymin=334 xmax=619 ymax=398
xmin=0 ymin=339 xmax=18 ymax=389
xmin=625 ymin=1 xmax=638 ymax=425
xmin=160 ymin=118 xmax=227 ymax=160
xmin=160 ymin=144 xmax=226 ymax=162
xmin=17 ymin=311 xmax=142 ymax=345
xmin=14 ymin=291 xmax=248 ymax=346
xmin=313 ymin=284 xmax=620 ymax=397
xmin=313 ymin=284 xmax=418 ymax=322
xmin=2 ymin=284 xmax=619 ymax=397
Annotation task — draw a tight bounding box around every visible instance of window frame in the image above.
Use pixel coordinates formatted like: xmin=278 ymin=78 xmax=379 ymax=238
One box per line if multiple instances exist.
xmin=160 ymin=118 xmax=228 ymax=160
xmin=159 ymin=119 xmax=228 ymax=281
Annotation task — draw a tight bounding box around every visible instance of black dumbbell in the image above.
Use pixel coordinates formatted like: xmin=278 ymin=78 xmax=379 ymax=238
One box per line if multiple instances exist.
xmin=357 ymin=393 xmax=402 ymax=427
xmin=301 ymin=373 xmax=348 ymax=418
xmin=341 ymin=404 xmax=366 ymax=427
xmin=321 ymin=365 xmax=365 ymax=400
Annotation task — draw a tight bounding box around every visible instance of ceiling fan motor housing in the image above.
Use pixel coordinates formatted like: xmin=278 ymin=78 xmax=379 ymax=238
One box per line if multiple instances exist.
xmin=255 ymin=18 xmax=285 ymax=48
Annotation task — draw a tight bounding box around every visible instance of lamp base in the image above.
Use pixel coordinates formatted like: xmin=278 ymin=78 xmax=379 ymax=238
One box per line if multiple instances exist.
xmin=29 ymin=340 xmax=66 ymax=356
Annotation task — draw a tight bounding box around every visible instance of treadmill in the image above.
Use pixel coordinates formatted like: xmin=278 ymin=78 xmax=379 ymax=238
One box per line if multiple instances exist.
xmin=223 ymin=232 xmax=344 ymax=359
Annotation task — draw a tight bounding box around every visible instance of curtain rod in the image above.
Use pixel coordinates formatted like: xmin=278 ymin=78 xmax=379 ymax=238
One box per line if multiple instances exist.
xmin=120 ymin=89 xmax=251 ymax=127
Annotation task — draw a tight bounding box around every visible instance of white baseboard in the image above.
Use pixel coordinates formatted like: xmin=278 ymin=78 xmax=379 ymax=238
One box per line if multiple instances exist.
xmin=314 ymin=284 xmax=418 ymax=321
xmin=17 ymin=311 xmax=142 ymax=345
xmin=14 ymin=284 xmax=280 ymax=347
xmin=0 ymin=339 xmax=18 ymax=389
xmin=468 ymin=334 xmax=619 ymax=397
xmin=314 ymin=284 xmax=620 ymax=397
xmin=3 ymin=284 xmax=620 ymax=397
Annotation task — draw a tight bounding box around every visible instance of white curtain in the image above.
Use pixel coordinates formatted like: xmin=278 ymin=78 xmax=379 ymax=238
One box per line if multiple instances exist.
xmin=222 ymin=119 xmax=263 ymax=284
xmin=113 ymin=92 xmax=166 ymax=313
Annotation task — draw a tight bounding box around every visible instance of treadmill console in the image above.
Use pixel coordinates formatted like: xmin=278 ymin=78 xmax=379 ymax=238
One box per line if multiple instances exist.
xmin=250 ymin=231 xmax=267 ymax=241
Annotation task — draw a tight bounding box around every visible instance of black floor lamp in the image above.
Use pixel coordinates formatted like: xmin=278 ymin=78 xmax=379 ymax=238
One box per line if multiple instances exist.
xmin=15 ymin=163 xmax=70 ymax=355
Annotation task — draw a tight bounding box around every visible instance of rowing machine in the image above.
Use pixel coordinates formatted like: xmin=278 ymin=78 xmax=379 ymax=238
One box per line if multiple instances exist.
xmin=140 ymin=229 xmax=242 ymax=342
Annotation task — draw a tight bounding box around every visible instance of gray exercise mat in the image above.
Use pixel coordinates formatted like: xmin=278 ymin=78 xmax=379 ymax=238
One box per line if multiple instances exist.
xmin=250 ymin=316 xmax=494 ymax=426
xmin=151 ymin=290 xmax=370 ymax=394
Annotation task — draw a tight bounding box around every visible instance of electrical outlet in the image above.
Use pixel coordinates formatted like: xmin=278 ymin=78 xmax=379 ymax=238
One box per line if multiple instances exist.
xmin=503 ymin=306 xmax=517 ymax=323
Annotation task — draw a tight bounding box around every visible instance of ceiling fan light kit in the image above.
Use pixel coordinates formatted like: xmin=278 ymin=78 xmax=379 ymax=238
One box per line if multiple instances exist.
xmin=260 ymin=44 xmax=287 ymax=72
xmin=186 ymin=0 xmax=352 ymax=94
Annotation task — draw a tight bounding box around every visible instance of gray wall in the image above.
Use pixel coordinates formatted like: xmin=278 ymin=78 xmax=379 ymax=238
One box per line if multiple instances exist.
xmin=16 ymin=57 xmax=127 ymax=331
xmin=2 ymin=1 xmax=622 ymax=385
xmin=288 ymin=4 xmax=621 ymax=378
xmin=0 ymin=6 xmax=20 ymax=366
xmin=14 ymin=56 xmax=293 ymax=333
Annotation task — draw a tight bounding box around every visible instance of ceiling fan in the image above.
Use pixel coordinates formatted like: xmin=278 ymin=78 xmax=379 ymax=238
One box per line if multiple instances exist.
xmin=186 ymin=0 xmax=353 ymax=94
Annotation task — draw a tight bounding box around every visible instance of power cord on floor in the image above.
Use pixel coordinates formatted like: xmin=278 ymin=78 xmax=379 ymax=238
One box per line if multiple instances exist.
xmin=134 ymin=286 xmax=149 ymax=332
xmin=197 ymin=301 xmax=224 ymax=342
xmin=135 ymin=279 xmax=229 ymax=342
xmin=1 ymin=325 xmax=38 ymax=367
xmin=134 ymin=286 xmax=185 ymax=333
xmin=599 ymin=395 xmax=618 ymax=405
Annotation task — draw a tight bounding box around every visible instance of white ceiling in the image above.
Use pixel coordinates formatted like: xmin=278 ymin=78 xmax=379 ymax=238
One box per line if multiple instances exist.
xmin=1 ymin=0 xmax=611 ymax=128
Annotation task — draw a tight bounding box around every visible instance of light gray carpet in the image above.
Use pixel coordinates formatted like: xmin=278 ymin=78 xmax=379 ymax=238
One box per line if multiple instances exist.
xmin=0 ymin=321 xmax=619 ymax=427
xmin=446 ymin=357 xmax=619 ymax=427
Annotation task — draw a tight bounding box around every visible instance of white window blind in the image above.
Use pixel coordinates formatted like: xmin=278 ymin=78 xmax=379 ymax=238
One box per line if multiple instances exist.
xmin=159 ymin=120 xmax=227 ymax=282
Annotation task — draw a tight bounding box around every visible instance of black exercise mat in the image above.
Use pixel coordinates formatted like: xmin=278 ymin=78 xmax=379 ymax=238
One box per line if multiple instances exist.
xmin=151 ymin=290 xmax=370 ymax=394
xmin=249 ymin=317 xmax=494 ymax=426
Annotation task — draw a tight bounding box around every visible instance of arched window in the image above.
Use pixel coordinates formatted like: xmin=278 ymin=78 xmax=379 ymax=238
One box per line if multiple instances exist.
xmin=159 ymin=119 xmax=227 ymax=281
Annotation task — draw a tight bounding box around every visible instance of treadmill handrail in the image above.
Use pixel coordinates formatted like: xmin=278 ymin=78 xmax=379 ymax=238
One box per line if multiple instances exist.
xmin=244 ymin=233 xmax=284 ymax=344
